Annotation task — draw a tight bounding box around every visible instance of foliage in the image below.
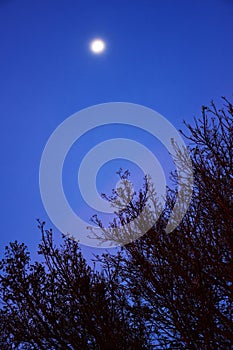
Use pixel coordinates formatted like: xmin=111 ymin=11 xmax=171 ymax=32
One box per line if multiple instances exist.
xmin=0 ymin=97 xmax=233 ymax=349
xmin=0 ymin=226 xmax=150 ymax=349
xmin=94 ymin=97 xmax=233 ymax=349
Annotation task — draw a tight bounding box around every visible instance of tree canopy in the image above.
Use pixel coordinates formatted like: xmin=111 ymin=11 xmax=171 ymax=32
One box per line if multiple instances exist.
xmin=0 ymin=98 xmax=232 ymax=349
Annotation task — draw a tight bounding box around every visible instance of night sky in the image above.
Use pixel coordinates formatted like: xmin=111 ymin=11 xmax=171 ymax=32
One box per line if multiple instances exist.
xmin=0 ymin=0 xmax=233 ymax=258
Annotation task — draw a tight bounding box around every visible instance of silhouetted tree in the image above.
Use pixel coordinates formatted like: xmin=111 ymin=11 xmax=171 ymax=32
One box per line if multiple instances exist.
xmin=94 ymin=97 xmax=233 ymax=349
xmin=0 ymin=97 xmax=232 ymax=349
xmin=0 ymin=223 xmax=150 ymax=349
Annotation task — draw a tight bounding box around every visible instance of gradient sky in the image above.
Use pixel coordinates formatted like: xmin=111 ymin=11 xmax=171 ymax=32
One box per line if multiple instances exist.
xmin=0 ymin=0 xmax=233 ymax=258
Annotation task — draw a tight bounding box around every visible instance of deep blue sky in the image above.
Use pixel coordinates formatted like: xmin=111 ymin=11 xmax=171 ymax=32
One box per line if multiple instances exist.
xmin=0 ymin=0 xmax=233 ymax=258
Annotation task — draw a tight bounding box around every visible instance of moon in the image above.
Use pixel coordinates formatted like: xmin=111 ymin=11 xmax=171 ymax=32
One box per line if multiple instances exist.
xmin=90 ymin=39 xmax=106 ymax=54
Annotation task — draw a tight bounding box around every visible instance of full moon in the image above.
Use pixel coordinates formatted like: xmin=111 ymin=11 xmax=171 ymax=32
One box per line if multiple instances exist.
xmin=90 ymin=39 xmax=106 ymax=54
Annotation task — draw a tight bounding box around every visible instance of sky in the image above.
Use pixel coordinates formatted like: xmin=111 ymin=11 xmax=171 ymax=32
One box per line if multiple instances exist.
xmin=0 ymin=0 xmax=233 ymax=259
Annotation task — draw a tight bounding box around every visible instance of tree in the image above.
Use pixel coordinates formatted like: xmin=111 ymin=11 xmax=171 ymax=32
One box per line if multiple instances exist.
xmin=0 ymin=223 xmax=150 ymax=349
xmin=93 ymin=97 xmax=233 ymax=349
xmin=0 ymin=97 xmax=233 ymax=349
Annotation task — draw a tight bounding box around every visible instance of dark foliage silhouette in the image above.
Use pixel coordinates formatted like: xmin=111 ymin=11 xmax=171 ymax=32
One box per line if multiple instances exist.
xmin=0 ymin=97 xmax=232 ymax=349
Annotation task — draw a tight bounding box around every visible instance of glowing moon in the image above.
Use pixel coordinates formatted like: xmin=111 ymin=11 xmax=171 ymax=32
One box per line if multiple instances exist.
xmin=90 ymin=39 xmax=106 ymax=54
